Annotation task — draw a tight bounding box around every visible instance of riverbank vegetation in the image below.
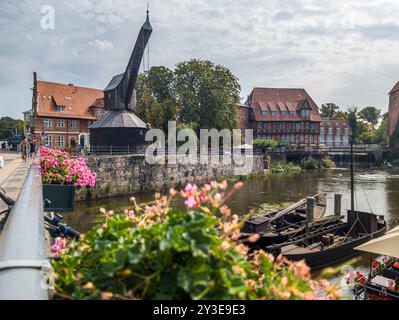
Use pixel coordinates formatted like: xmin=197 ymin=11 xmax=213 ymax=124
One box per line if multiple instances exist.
xmin=51 ymin=181 xmax=340 ymax=300
xmin=270 ymin=156 xmax=336 ymax=174
xmin=253 ymin=139 xmax=288 ymax=152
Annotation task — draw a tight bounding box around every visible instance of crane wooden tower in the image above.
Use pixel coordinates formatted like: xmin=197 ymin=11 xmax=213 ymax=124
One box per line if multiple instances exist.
xmin=90 ymin=10 xmax=152 ymax=154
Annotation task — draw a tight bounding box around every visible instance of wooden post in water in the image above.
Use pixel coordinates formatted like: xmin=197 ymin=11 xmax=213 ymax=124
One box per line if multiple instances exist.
xmin=306 ymin=196 xmax=315 ymax=232
xmin=334 ymin=194 xmax=342 ymax=217
xmin=350 ymin=142 xmax=355 ymax=212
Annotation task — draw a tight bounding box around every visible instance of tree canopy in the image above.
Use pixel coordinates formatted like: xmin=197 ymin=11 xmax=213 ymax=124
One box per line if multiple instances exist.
xmin=135 ymin=60 xmax=240 ymax=133
xmin=0 ymin=117 xmax=24 ymax=140
xmin=320 ymin=103 xmax=340 ymax=120
xmin=358 ymin=106 xmax=381 ymax=129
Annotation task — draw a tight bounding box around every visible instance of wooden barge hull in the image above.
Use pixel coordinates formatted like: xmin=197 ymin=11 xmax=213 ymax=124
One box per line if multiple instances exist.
xmin=280 ymin=227 xmax=387 ymax=270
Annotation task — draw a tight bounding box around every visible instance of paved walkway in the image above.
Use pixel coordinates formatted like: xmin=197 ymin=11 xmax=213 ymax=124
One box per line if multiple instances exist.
xmin=0 ymin=152 xmax=31 ymax=211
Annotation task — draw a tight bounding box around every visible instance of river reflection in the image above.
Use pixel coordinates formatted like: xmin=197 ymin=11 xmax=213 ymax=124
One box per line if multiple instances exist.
xmin=65 ymin=167 xmax=399 ymax=233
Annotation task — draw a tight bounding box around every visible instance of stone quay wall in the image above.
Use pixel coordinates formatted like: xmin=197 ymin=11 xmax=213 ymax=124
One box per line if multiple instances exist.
xmin=76 ymin=155 xmax=267 ymax=201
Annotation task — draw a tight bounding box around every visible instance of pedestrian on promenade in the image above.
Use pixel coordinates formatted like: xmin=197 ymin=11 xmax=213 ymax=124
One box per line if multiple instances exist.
xmin=0 ymin=156 xmax=4 ymax=169
xmin=30 ymin=140 xmax=36 ymax=158
xmin=19 ymin=139 xmax=31 ymax=163
xmin=1 ymin=142 xmax=5 ymax=151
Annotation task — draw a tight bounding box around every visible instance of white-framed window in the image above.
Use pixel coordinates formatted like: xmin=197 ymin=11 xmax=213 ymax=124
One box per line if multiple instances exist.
xmin=69 ymin=120 xmax=77 ymax=128
xmin=57 ymin=119 xmax=65 ymax=128
xmin=58 ymin=136 xmax=64 ymax=147
xmin=95 ymin=108 xmax=102 ymax=115
xmin=319 ymin=133 xmax=325 ymax=144
xmin=88 ymin=120 xmax=96 ymax=127
xmin=43 ymin=118 xmax=52 ymax=127
xmin=45 ymin=135 xmax=52 ymax=147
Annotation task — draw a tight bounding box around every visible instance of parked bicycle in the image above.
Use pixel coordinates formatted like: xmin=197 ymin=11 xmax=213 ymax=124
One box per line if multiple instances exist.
xmin=0 ymin=188 xmax=80 ymax=240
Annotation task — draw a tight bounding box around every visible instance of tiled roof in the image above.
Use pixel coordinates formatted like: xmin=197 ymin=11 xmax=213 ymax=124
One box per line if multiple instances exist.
xmin=36 ymin=80 xmax=104 ymax=120
xmin=389 ymin=81 xmax=399 ymax=95
xmin=248 ymin=87 xmax=322 ymax=122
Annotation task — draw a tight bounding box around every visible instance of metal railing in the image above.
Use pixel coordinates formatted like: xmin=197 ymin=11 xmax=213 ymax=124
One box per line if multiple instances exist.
xmin=0 ymin=160 xmax=48 ymax=300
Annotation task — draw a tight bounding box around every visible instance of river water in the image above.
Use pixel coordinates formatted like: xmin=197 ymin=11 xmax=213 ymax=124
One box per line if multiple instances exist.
xmin=62 ymin=166 xmax=399 ymax=298
xmin=66 ymin=167 xmax=399 ymax=233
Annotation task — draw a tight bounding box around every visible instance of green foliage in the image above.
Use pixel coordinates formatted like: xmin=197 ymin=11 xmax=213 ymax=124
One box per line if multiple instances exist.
xmin=358 ymin=106 xmax=382 ymax=129
xmin=51 ymin=183 xmax=339 ymax=300
xmin=253 ymin=139 xmax=288 ymax=151
xmin=321 ymin=156 xmax=336 ymax=169
xmin=301 ymin=157 xmax=323 ymax=170
xmin=320 ymin=103 xmax=340 ymax=120
xmin=174 ymin=59 xmax=240 ymax=130
xmin=271 ymin=162 xmax=302 ymax=174
xmin=135 ymin=66 xmax=178 ymax=132
xmin=391 ymin=159 xmax=399 ymax=166
xmin=0 ymin=117 xmax=24 ymax=140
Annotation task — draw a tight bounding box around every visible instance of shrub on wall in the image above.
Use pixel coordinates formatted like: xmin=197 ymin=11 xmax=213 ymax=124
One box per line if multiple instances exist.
xmin=51 ymin=182 xmax=340 ymax=300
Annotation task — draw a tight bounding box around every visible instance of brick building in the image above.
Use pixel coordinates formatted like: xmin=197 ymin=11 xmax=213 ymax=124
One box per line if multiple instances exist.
xmin=388 ymin=81 xmax=399 ymax=147
xmin=241 ymin=87 xmax=322 ymax=146
xmin=28 ymin=72 xmax=105 ymax=149
xmin=319 ymin=119 xmax=351 ymax=147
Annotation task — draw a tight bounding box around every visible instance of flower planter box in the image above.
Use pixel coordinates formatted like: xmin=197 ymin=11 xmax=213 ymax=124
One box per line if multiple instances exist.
xmin=43 ymin=184 xmax=76 ymax=212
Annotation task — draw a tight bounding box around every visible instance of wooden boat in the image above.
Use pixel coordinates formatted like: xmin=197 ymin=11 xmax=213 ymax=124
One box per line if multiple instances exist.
xmin=267 ymin=210 xmax=387 ymax=270
xmin=240 ymin=193 xmax=327 ymax=246
xmin=242 ymin=143 xmax=387 ymax=270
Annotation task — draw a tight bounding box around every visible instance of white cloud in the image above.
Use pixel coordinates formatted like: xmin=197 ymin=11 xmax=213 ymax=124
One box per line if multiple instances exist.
xmin=1 ymin=0 xmax=399 ymax=118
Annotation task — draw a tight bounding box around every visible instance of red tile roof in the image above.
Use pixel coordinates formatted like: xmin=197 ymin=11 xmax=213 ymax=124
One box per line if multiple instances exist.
xmin=36 ymin=80 xmax=104 ymax=120
xmin=248 ymin=87 xmax=322 ymax=122
xmin=389 ymin=81 xmax=399 ymax=95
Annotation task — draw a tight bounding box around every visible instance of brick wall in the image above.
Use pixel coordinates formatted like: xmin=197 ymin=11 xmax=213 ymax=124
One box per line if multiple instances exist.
xmin=389 ymin=92 xmax=399 ymax=146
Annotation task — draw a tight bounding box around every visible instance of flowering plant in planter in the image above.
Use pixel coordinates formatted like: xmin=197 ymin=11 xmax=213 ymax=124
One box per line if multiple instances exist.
xmin=51 ymin=181 xmax=341 ymax=300
xmin=38 ymin=147 xmax=96 ymax=211
xmin=39 ymin=147 xmax=96 ymax=188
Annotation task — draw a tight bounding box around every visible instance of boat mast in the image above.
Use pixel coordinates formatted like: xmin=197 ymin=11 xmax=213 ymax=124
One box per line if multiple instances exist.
xmin=350 ymin=140 xmax=355 ymax=212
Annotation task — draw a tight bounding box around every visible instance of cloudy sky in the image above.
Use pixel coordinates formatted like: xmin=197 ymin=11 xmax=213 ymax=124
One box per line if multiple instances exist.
xmin=1 ymin=0 xmax=399 ymax=118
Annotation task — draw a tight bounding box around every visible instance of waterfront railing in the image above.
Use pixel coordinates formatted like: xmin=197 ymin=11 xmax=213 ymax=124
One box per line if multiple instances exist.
xmin=0 ymin=160 xmax=48 ymax=300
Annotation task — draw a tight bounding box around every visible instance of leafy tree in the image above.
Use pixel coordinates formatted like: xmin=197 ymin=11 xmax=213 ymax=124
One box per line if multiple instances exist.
xmin=320 ymin=103 xmax=340 ymax=120
xmin=174 ymin=59 xmax=240 ymax=130
xmin=135 ymin=66 xmax=178 ymax=132
xmin=358 ymin=106 xmax=382 ymax=129
xmin=0 ymin=117 xmax=24 ymax=140
xmin=347 ymin=108 xmax=360 ymax=144
xmin=375 ymin=112 xmax=388 ymax=145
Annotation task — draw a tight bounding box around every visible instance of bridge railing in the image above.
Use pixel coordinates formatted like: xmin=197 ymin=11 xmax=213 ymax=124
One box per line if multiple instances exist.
xmin=0 ymin=160 xmax=48 ymax=300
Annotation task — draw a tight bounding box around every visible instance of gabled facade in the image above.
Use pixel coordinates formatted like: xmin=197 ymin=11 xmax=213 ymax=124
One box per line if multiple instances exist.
xmin=29 ymin=72 xmax=105 ymax=149
xmin=243 ymin=87 xmax=322 ymax=146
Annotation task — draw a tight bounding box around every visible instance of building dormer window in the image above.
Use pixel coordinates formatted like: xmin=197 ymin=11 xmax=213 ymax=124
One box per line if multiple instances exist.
xmin=95 ymin=108 xmax=102 ymax=115
xmin=261 ymin=111 xmax=268 ymax=117
xmin=300 ymin=109 xmax=310 ymax=118
xmin=281 ymin=111 xmax=287 ymax=117
xmin=289 ymin=111 xmax=295 ymax=117
xmin=271 ymin=111 xmax=277 ymax=117
xmin=56 ymin=106 xmax=66 ymax=112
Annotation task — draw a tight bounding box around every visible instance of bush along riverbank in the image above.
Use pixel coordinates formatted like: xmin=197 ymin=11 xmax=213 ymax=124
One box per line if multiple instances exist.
xmin=389 ymin=149 xmax=399 ymax=166
xmin=50 ymin=181 xmax=340 ymax=300
xmin=270 ymin=156 xmax=336 ymax=174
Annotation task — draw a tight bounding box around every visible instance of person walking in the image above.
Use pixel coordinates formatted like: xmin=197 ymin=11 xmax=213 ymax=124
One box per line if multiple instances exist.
xmin=30 ymin=140 xmax=36 ymax=158
xmin=19 ymin=139 xmax=31 ymax=163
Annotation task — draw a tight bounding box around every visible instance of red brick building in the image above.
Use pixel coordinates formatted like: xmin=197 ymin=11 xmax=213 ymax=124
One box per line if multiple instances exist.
xmin=242 ymin=87 xmax=322 ymax=146
xmin=388 ymin=81 xmax=399 ymax=147
xmin=319 ymin=120 xmax=351 ymax=147
xmin=29 ymin=72 xmax=105 ymax=149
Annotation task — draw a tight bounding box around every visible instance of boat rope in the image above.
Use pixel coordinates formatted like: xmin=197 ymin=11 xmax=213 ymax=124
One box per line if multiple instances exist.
xmin=361 ymin=184 xmax=374 ymax=214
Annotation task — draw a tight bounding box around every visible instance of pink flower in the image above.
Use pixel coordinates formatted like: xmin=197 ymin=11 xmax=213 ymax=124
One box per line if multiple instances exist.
xmin=185 ymin=196 xmax=198 ymax=208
